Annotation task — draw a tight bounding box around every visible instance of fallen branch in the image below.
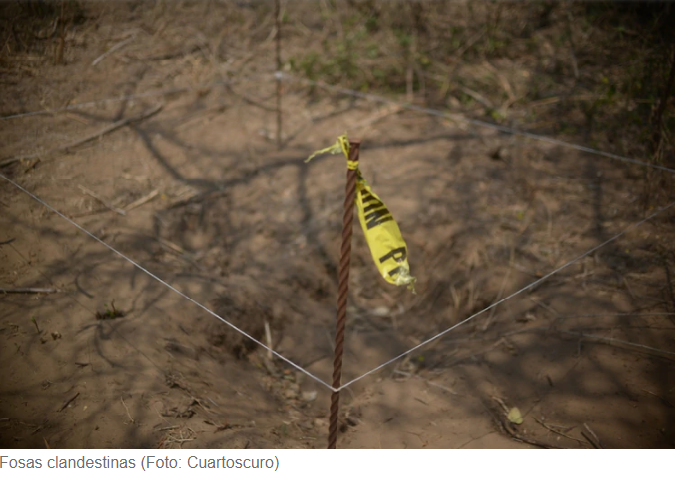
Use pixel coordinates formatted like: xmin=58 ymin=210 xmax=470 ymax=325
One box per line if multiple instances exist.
xmin=69 ymin=207 xmax=119 ymax=219
xmin=174 ymin=104 xmax=228 ymax=131
xmin=662 ymin=256 xmax=675 ymax=327
xmin=123 ymin=189 xmax=159 ymax=211
xmin=497 ymin=414 xmax=563 ymax=449
xmin=223 ymin=83 xmax=275 ymax=112
xmin=61 ymin=102 xmax=164 ymax=153
xmin=582 ymin=423 xmax=603 ymax=449
xmin=154 ymin=425 xmax=179 ymax=432
xmin=0 ymin=287 xmax=60 ymax=294
xmin=349 ymin=104 xmax=402 ymax=131
xmin=558 ymin=330 xmax=675 ymax=360
xmin=131 ymin=44 xmax=202 ymax=62
xmin=453 ymin=27 xmax=486 ymax=60
xmin=391 ymin=370 xmax=460 ymax=395
xmin=439 ymin=326 xmax=675 ymax=362
xmin=121 ymin=397 xmax=135 ymax=424
xmin=481 ymin=396 xmax=562 ymax=449
xmin=651 ymin=47 xmax=675 ymax=156
xmin=92 ymin=34 xmax=137 ymax=66
xmin=535 ymin=418 xmax=587 ymax=447
xmin=1 ymin=103 xmax=164 ymax=167
xmin=425 ymin=380 xmax=459 ymax=396
xmin=264 ymin=320 xmax=273 ymax=360
xmin=57 ymin=392 xmax=79 ymax=412
xmin=78 ymin=185 xmax=126 ymax=216
xmin=641 ymin=388 xmax=675 ymax=408
xmin=457 ymin=85 xmax=494 ymax=110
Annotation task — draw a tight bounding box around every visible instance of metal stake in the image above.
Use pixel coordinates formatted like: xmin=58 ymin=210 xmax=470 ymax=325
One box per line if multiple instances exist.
xmin=328 ymin=140 xmax=361 ymax=449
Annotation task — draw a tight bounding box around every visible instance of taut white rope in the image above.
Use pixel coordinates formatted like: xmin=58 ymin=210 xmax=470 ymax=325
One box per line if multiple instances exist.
xmin=338 ymin=200 xmax=675 ymax=391
xmin=3 ymin=172 xmax=673 ymax=391
xmin=0 ymin=172 xmax=337 ymax=392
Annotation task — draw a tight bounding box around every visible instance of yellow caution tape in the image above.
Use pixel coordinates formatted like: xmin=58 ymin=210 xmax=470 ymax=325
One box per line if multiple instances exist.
xmin=305 ymin=135 xmax=351 ymax=166
xmin=307 ymin=135 xmax=416 ymax=292
xmin=355 ymin=172 xmax=415 ymax=291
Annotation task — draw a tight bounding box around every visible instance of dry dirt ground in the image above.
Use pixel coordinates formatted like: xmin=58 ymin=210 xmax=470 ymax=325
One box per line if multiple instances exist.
xmin=1 ymin=2 xmax=675 ymax=449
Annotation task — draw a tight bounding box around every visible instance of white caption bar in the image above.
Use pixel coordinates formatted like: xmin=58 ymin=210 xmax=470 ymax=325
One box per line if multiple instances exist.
xmin=0 ymin=449 xmax=668 ymax=478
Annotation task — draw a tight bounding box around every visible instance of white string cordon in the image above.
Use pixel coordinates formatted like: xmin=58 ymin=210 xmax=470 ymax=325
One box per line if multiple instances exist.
xmin=3 ymin=71 xmax=674 ymax=392
xmin=3 ymin=176 xmax=673 ymax=393
xmin=338 ymin=200 xmax=675 ymax=391
xmin=0 ymin=172 xmax=337 ymax=392
xmin=280 ymin=73 xmax=675 ymax=176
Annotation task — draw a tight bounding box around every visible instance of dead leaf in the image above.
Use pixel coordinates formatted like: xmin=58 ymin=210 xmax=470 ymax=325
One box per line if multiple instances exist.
xmin=508 ymin=407 xmax=523 ymax=425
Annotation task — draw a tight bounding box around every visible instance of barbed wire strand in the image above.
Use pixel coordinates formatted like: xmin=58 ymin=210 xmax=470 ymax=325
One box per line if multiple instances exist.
xmin=281 ymin=73 xmax=675 ymax=176
xmin=338 ymin=200 xmax=675 ymax=391
xmin=0 ymin=172 xmax=336 ymax=392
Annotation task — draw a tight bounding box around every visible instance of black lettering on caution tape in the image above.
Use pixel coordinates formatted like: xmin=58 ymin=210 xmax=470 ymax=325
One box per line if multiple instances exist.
xmin=361 ymin=190 xmax=394 ymax=230
xmin=378 ymin=246 xmax=407 ymax=264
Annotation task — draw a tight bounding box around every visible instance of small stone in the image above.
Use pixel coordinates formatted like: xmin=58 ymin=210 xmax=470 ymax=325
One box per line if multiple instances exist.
xmin=302 ymin=391 xmax=317 ymax=402
xmin=284 ymin=388 xmax=297 ymax=399
xmin=371 ymin=306 xmax=390 ymax=317
xmin=298 ymin=420 xmax=314 ymax=430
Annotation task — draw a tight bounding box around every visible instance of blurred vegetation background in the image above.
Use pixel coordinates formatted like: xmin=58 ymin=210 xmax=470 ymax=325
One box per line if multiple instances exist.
xmin=2 ymin=1 xmax=674 ymax=192
xmin=286 ymin=2 xmax=674 ymax=169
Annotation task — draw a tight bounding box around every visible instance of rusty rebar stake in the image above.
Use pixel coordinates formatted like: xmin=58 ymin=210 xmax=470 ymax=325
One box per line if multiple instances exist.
xmin=328 ymin=140 xmax=361 ymax=449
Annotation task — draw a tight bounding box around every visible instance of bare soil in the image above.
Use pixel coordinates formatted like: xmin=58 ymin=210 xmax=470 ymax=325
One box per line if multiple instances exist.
xmin=1 ymin=2 xmax=674 ymax=449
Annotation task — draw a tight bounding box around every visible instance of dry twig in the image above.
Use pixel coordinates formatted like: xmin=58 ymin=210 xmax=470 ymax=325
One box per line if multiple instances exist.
xmin=78 ymin=185 xmax=126 ymax=216
xmin=535 ymin=418 xmax=587 ymax=446
xmin=1 ymin=288 xmax=60 ymax=294
xmin=582 ymin=423 xmax=603 ymax=449
xmin=123 ymin=189 xmax=159 ymax=212
xmin=223 ymin=83 xmax=275 ymax=112
xmin=264 ymin=320 xmax=273 ymax=360
xmin=558 ymin=330 xmax=675 ymax=360
xmin=57 ymin=392 xmax=79 ymax=412
xmin=121 ymin=397 xmax=135 ymax=424
xmin=92 ymin=33 xmax=137 ymax=66
xmin=641 ymin=389 xmax=675 ymax=408
xmin=496 ymin=413 xmax=563 ymax=449
xmin=1 ymin=103 xmax=164 ymax=167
